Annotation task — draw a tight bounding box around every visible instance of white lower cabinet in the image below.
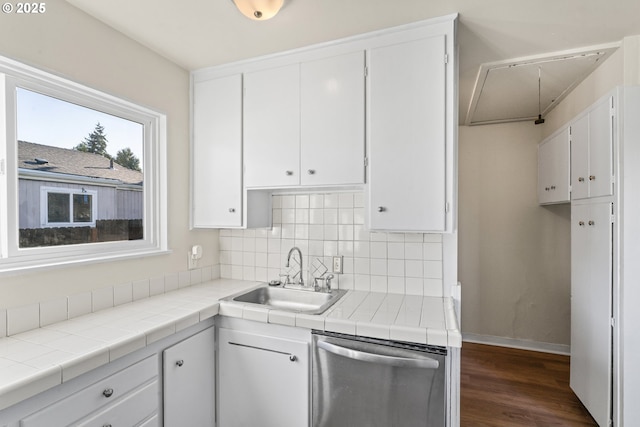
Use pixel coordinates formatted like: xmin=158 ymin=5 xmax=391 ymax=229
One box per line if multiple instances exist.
xmin=20 ymin=355 xmax=158 ymax=427
xmin=218 ymin=327 xmax=309 ymax=427
xmin=570 ymin=201 xmax=613 ymax=427
xmin=163 ymin=326 xmax=215 ymax=427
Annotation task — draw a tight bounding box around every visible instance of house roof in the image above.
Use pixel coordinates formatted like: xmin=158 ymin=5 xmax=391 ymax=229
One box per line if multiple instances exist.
xmin=18 ymin=141 xmax=143 ymax=186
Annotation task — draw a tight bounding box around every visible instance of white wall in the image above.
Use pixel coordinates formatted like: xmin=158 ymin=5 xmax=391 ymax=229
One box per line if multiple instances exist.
xmin=0 ymin=0 xmax=218 ymax=308
xmin=458 ymin=122 xmax=572 ymax=347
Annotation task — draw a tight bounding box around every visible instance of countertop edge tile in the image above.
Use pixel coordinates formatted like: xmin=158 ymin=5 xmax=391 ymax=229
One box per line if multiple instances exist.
xmin=61 ymin=347 xmax=110 ymax=382
xmin=0 ymin=365 xmax=61 ymax=411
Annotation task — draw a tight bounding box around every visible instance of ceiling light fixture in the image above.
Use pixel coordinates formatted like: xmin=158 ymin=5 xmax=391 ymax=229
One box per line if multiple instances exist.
xmin=232 ymin=0 xmax=284 ymax=20
xmin=534 ymin=66 xmax=545 ymax=125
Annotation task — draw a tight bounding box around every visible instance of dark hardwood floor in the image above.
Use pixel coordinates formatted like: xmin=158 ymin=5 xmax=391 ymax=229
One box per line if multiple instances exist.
xmin=460 ymin=342 xmax=598 ymax=426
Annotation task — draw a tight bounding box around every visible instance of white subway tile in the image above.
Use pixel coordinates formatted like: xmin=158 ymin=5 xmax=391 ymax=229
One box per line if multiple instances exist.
xmin=388 ymin=277 xmax=405 ymax=294
xmin=133 ymin=279 xmax=150 ymax=300
xmin=255 ymin=267 xmax=269 ymax=282
xmin=404 ymin=233 xmax=423 ymax=243
xmin=68 ymin=292 xmax=92 ymax=319
xmin=338 ymin=274 xmax=355 ymax=290
xmin=353 ymin=208 xmax=365 ymax=225
xmin=231 ymin=229 xmax=244 ymax=237
xmin=295 ymin=209 xmax=309 ymax=224
xmin=338 ymin=193 xmax=354 ymax=208
xmin=219 ymin=229 xmax=232 ymax=237
xmin=424 ymin=261 xmax=443 ymax=279
xmin=255 ymin=238 xmax=268 ymax=253
xmin=424 ymin=279 xmax=444 ymax=297
xmin=220 ymin=265 xmax=232 ymax=278
xmin=7 ymin=304 xmax=39 ymax=336
xmin=423 ymin=234 xmax=443 ymax=243
xmin=354 ymin=258 xmax=370 ymax=275
xmin=309 ymin=240 xmax=324 ymax=257
xmin=354 ymin=275 xmax=371 ymax=291
xmin=231 ymin=237 xmax=243 ymax=251
xmin=324 ymin=194 xmax=338 ymax=208
xmin=387 ymin=242 xmax=404 ymax=259
xmin=243 ymin=229 xmax=256 ymax=238
xmin=342 ymin=257 xmax=354 ymax=274
xmin=220 ymin=250 xmax=231 ymax=265
xmin=405 ymin=242 xmax=423 ymax=260
xmin=324 ymin=208 xmax=338 ymax=225
xmin=0 ymin=309 xmax=6 ymax=338
xmin=231 ymin=251 xmax=243 ymax=265
xmin=295 ymin=194 xmax=310 ymax=209
xmin=387 ymin=233 xmax=405 ymax=242
xmin=255 ymin=252 xmax=268 ymax=268
xmin=282 ymin=195 xmax=295 ymax=209
xmin=243 ymin=237 xmax=256 ymax=252
xmin=40 ymin=298 xmax=68 ymax=327
xmin=324 ymin=241 xmax=338 ymax=256
xmin=405 ymin=260 xmax=423 ymax=278
xmin=231 ymin=265 xmax=243 ymax=280
xmin=114 ymin=283 xmax=133 ymax=306
xmin=309 ymin=209 xmax=324 ymax=225
xmin=164 ymin=273 xmax=179 ymax=292
xmin=354 ymin=192 xmax=365 ymax=208
xmin=243 ymin=252 xmax=255 ymax=267
xmin=338 ymin=241 xmax=353 ymax=257
xmin=324 ymin=225 xmax=338 ymax=240
xmin=268 ymin=238 xmax=281 ymax=253
xmin=423 ymin=243 xmax=443 ymax=260
xmin=354 ymin=225 xmax=370 ymax=241
xmin=255 ymin=228 xmax=269 ymax=238
xmin=270 ymin=226 xmax=282 ymax=239
xmin=338 ymin=208 xmax=353 ymax=225
xmin=370 ymin=276 xmax=388 ymax=293
xmin=370 ymin=259 xmax=387 ymax=276
xmin=387 ymin=259 xmax=405 ymax=277
xmin=282 ymin=224 xmax=295 ymax=239
xmin=149 ymin=277 xmax=164 ymax=297
xmin=405 ymin=278 xmax=423 ymax=296
xmin=272 ymin=208 xmax=282 ymax=224
xmin=220 ymin=236 xmax=232 ymax=250
xmin=295 ymin=224 xmax=309 ymax=239
xmin=353 ymin=241 xmax=370 ymax=258
xmin=92 ymin=287 xmax=114 ymax=312
xmin=310 ymin=194 xmax=324 ymax=208
xmin=243 ymin=267 xmax=255 ymax=281
xmin=309 ymin=224 xmax=324 ymax=241
xmin=370 ymin=232 xmax=387 ymax=242
xmin=282 ymin=209 xmax=296 ymax=224
xmin=272 ymin=195 xmax=283 ymax=208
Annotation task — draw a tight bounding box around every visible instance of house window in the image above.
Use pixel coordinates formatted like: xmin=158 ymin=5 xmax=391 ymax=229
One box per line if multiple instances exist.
xmin=0 ymin=54 xmax=168 ymax=273
xmin=40 ymin=187 xmax=97 ymax=228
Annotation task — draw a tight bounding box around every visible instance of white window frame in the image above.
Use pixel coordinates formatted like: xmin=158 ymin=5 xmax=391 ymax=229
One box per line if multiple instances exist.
xmin=40 ymin=187 xmax=98 ymax=228
xmin=0 ymin=55 xmax=168 ymax=274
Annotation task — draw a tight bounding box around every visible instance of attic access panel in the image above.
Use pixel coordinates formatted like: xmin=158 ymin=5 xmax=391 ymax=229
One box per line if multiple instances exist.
xmin=465 ymin=44 xmax=619 ymax=126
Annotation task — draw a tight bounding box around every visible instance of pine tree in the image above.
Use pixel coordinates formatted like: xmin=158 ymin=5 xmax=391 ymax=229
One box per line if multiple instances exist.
xmin=115 ymin=147 xmax=141 ymax=171
xmin=75 ymin=122 xmax=110 ymax=157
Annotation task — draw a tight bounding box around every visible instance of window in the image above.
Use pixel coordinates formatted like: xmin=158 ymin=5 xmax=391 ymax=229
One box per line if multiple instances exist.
xmin=40 ymin=187 xmax=98 ymax=228
xmin=0 ymin=54 xmax=168 ymax=273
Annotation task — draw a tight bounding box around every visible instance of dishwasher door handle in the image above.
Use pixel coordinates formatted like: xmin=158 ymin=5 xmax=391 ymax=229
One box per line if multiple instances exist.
xmin=317 ymin=340 xmax=439 ymax=369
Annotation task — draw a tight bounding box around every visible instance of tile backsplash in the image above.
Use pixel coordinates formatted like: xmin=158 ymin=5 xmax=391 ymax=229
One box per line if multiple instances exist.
xmin=220 ymin=192 xmax=444 ymax=296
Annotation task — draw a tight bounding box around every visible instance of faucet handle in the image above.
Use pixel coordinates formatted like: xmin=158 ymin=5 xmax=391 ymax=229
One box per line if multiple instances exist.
xmin=324 ymin=274 xmax=335 ymax=291
xmin=278 ymin=273 xmax=291 ymax=285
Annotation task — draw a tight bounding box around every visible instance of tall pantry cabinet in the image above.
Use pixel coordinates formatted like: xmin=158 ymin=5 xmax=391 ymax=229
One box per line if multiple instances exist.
xmin=552 ymin=86 xmax=640 ymax=427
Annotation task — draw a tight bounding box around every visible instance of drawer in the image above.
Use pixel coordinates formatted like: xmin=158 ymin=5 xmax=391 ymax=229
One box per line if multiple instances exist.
xmin=138 ymin=414 xmax=159 ymax=427
xmin=21 ymin=355 xmax=158 ymax=427
xmin=76 ymin=380 xmax=159 ymax=427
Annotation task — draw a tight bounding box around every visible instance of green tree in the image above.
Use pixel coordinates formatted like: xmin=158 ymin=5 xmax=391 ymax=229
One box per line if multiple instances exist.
xmin=75 ymin=122 xmax=110 ymax=157
xmin=115 ymin=147 xmax=141 ymax=171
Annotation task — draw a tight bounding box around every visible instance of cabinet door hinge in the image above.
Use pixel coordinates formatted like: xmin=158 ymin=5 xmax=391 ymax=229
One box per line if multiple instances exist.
xmin=0 ymin=158 xmax=4 ymax=175
xmin=611 ymin=317 xmax=616 ymax=327
xmin=364 ymin=66 xmax=368 ymax=77
xmin=444 ymin=54 xmax=449 ymax=64
xmin=364 ymin=157 xmax=368 ymax=167
xmin=445 ymin=202 xmax=450 ymax=213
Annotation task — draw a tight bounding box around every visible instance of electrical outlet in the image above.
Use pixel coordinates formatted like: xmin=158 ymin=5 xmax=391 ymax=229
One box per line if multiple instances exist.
xmin=332 ymin=256 xmax=343 ymax=274
xmin=188 ymin=250 xmax=198 ymax=270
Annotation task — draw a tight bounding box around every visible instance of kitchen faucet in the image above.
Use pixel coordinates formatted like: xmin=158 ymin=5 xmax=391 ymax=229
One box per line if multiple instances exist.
xmin=285 ymin=246 xmax=304 ymax=286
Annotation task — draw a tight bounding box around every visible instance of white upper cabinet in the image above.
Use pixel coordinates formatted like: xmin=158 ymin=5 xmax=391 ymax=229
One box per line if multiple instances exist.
xmin=538 ymin=127 xmax=570 ymax=204
xmin=300 ymin=51 xmax=365 ymax=186
xmin=570 ymin=95 xmax=614 ymax=200
xmin=192 ymin=74 xmax=243 ymax=228
xmin=368 ymin=35 xmax=447 ymax=232
xmin=244 ymin=64 xmax=301 ymax=188
xmin=244 ymin=52 xmax=366 ymax=188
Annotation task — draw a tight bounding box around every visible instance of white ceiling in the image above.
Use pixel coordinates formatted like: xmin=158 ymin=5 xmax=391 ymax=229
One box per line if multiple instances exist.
xmin=65 ymin=0 xmax=640 ymax=124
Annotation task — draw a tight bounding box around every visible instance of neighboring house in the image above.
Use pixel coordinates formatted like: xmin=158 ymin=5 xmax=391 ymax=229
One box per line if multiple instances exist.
xmin=17 ymin=140 xmax=143 ymax=244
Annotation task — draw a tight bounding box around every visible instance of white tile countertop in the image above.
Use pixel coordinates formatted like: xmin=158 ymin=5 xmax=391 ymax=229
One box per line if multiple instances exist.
xmin=0 ymin=278 xmax=461 ymax=411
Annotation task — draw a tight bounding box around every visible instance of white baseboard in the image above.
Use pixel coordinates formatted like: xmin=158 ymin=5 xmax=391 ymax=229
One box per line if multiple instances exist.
xmin=462 ymin=332 xmax=570 ymax=356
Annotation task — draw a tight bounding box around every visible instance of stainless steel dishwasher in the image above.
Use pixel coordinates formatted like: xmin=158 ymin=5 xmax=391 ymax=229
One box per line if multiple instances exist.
xmin=312 ymin=331 xmax=446 ymax=427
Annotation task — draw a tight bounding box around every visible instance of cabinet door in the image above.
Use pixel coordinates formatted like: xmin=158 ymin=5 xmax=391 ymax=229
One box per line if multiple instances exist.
xmin=192 ymin=75 xmax=243 ymax=227
xmin=163 ymin=327 xmax=215 ymax=427
xmin=588 ymin=96 xmax=614 ymax=198
xmin=571 ymin=114 xmax=589 ymax=200
xmin=570 ymin=202 xmax=612 ymax=427
xmin=368 ymin=35 xmax=446 ymax=231
xmin=218 ymin=328 xmax=309 ymax=427
xmin=538 ymin=129 xmax=570 ymax=204
xmin=300 ymin=51 xmax=365 ymax=186
xmin=244 ymin=64 xmax=300 ymax=187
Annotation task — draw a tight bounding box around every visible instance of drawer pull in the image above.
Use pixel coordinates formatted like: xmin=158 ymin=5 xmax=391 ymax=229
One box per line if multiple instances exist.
xmin=102 ymin=388 xmax=114 ymax=398
xmin=176 ymin=359 xmax=184 ymax=367
xmin=285 ymin=170 xmax=293 ymax=176
xmin=578 ymin=177 xmax=585 ymax=182
xmin=377 ymin=206 xmax=386 ymax=213
xmin=308 ymin=169 xmax=316 ymax=175
xmin=589 ymin=175 xmax=596 ymax=181
xmin=578 ymin=221 xmax=585 ymax=226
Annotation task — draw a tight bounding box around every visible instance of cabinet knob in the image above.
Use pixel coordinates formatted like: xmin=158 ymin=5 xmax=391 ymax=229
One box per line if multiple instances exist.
xmin=176 ymin=359 xmax=184 ymax=367
xmin=229 ymin=208 xmax=236 ymax=213
xmin=588 ymin=220 xmax=595 ymax=226
xmin=285 ymin=170 xmax=293 ymax=176
xmin=579 ymin=221 xmax=585 ymax=226
xmin=307 ymin=169 xmax=316 ymax=175
xmin=578 ymin=177 xmax=585 ymax=182
xmin=377 ymin=206 xmax=386 ymax=213
xmin=589 ymin=175 xmax=596 ymax=181
xmin=102 ymin=388 xmax=114 ymax=398
xmin=550 ymin=185 xmax=556 ymax=190
xmin=545 ymin=187 xmax=550 ymax=191
xmin=289 ymin=355 xmax=297 ymax=362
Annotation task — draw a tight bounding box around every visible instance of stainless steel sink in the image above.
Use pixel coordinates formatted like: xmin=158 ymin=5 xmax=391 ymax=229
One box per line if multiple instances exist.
xmin=224 ymin=284 xmax=347 ymax=315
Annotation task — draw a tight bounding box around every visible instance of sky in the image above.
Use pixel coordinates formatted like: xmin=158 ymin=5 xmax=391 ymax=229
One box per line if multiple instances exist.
xmin=16 ymin=88 xmax=144 ymax=169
